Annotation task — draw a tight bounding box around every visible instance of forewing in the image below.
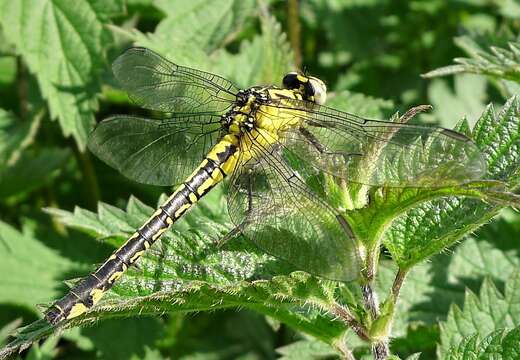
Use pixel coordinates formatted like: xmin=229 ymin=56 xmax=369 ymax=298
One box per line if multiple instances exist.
xmin=263 ymin=99 xmax=486 ymax=187
xmin=227 ymin=137 xmax=360 ymax=281
xmin=112 ymin=47 xmax=238 ymax=114
xmin=88 ymin=115 xmax=221 ymax=186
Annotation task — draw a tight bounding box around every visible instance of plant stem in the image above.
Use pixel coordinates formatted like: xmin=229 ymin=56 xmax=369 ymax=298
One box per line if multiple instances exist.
xmin=362 ymin=246 xmax=392 ymax=359
xmin=392 ymin=268 xmax=407 ymax=298
xmin=361 ymin=283 xmax=379 ymax=319
xmin=338 ymin=343 xmax=357 ymax=360
xmin=75 ymin=149 xmax=100 ymax=209
xmin=16 ymin=56 xmax=28 ymax=120
xmin=44 ymin=187 xmax=67 ymax=236
xmin=399 ymin=104 xmax=433 ymax=124
xmin=370 ymin=268 xmax=409 ymax=359
xmin=372 ymin=342 xmax=389 ymax=360
xmin=331 ymin=303 xmax=369 ymax=341
xmin=362 ymin=282 xmax=389 ymax=359
xmin=287 ymin=0 xmax=302 ymax=68
xmin=362 ymin=248 xmax=380 ymax=318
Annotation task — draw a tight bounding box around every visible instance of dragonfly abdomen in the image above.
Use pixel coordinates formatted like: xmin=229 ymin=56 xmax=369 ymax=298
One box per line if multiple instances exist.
xmin=45 ymin=139 xmax=238 ymax=325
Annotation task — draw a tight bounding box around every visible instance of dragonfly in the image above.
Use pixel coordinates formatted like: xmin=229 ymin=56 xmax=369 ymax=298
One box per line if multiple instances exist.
xmin=45 ymin=47 xmax=486 ymax=325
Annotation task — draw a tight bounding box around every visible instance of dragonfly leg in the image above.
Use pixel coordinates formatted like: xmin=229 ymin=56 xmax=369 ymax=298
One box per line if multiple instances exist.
xmin=299 ymin=126 xmax=327 ymax=153
xmin=215 ymin=174 xmax=255 ymax=248
xmin=214 ymin=225 xmax=243 ymax=248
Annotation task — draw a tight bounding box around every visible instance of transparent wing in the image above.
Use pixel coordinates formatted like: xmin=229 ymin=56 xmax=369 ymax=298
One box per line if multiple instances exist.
xmin=227 ymin=133 xmax=360 ymax=281
xmin=112 ymin=47 xmax=239 ymax=114
xmin=261 ymin=99 xmax=487 ymax=187
xmin=88 ymin=115 xmax=221 ymax=186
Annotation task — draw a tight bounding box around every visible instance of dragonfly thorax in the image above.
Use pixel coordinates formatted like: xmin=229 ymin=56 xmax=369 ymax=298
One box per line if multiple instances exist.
xmin=222 ymin=88 xmax=271 ymax=135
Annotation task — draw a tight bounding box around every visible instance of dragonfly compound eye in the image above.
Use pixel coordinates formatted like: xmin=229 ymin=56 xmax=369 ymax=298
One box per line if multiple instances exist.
xmin=308 ymin=77 xmax=327 ymax=105
xmin=282 ymin=72 xmax=300 ymax=90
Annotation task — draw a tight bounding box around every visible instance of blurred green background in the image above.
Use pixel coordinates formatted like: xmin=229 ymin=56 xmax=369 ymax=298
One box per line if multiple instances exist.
xmin=0 ymin=0 xmax=519 ymax=359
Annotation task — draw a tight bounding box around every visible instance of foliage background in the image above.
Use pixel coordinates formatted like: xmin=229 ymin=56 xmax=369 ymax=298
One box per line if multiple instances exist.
xmin=0 ymin=0 xmax=519 ymax=359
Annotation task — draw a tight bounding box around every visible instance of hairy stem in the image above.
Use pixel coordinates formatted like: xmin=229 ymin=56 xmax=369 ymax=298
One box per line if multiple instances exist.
xmin=362 ymin=246 xmax=380 ymax=318
xmin=338 ymin=343 xmax=357 ymax=360
xmin=372 ymin=342 xmax=389 ymax=360
xmin=331 ymin=303 xmax=369 ymax=341
xmin=363 ymin=245 xmax=392 ymax=359
xmin=16 ymin=56 xmax=28 ymax=120
xmin=362 ymin=281 xmax=388 ymax=359
xmin=361 ymin=283 xmax=379 ymax=319
xmin=392 ymin=268 xmax=408 ymax=299
xmin=370 ymin=268 xmax=409 ymax=359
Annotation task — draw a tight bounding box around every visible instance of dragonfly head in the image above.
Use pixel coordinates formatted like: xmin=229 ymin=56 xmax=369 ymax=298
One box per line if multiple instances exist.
xmin=282 ymin=72 xmax=327 ymax=105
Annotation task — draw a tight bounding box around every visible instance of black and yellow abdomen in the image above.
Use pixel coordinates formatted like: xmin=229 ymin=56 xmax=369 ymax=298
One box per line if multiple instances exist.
xmin=45 ymin=135 xmax=239 ymax=324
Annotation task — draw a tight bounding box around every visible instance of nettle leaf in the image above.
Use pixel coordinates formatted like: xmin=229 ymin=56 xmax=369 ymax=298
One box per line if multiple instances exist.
xmin=276 ymin=339 xmax=339 ymax=359
xmin=438 ymin=270 xmax=520 ymax=358
xmin=445 ymin=328 xmax=520 ymax=359
xmin=165 ymin=310 xmax=278 ymax=359
xmin=423 ymin=36 xmax=520 ymax=84
xmin=0 ymin=319 xmax=22 ymax=346
xmin=0 ymin=220 xmax=81 ymax=309
xmin=120 ymin=0 xmax=255 ymax=76
xmin=426 ymin=74 xmax=488 ymax=128
xmin=115 ymin=5 xmax=294 ymax=88
xmin=325 ymin=90 xmax=394 ymax=119
xmin=379 ymin=210 xmax=520 ymax=353
xmin=214 ymin=13 xmax=294 ymax=88
xmin=1 ymin=190 xmax=348 ymax=357
xmin=0 ymin=147 xmax=69 ymax=199
xmin=384 ymin=96 xmax=520 ymax=269
xmin=0 ymin=0 xmax=123 ymax=149
xmin=0 ymin=109 xmax=40 ymax=168
xmin=80 ymin=318 xmax=163 ymax=360
xmin=446 ymin=237 xmax=520 ymax=287
xmin=153 ymin=0 xmax=256 ymax=52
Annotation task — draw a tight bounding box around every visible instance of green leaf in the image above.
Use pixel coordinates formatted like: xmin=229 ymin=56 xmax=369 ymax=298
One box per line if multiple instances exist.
xmin=168 ymin=311 xmax=277 ymax=359
xmin=0 ymin=108 xmax=40 ymax=168
xmin=325 ymin=90 xmax=394 ymax=119
xmin=438 ymin=270 xmax=520 ymax=357
xmin=214 ymin=13 xmax=294 ymax=88
xmin=126 ymin=8 xmax=293 ymax=89
xmin=0 ymin=319 xmax=21 ymax=346
xmin=1 ymin=191 xmax=350 ymax=356
xmin=404 ymin=354 xmax=421 ymax=360
xmin=0 ymin=147 xmax=69 ymax=199
xmin=0 ymin=220 xmax=80 ymax=309
xmin=381 ymin=210 xmax=520 ymax=353
xmin=0 ymin=56 xmax=16 ymax=85
xmin=153 ymin=0 xmax=256 ymax=52
xmin=89 ymin=0 xmax=125 ymax=19
xmin=445 ymin=328 xmax=520 ymax=359
xmin=423 ymin=36 xmax=520 ymax=85
xmin=81 ymin=318 xmax=163 ymax=359
xmin=25 ymin=335 xmax=59 ymax=360
xmin=0 ymin=0 xmax=122 ymax=149
xmin=384 ymin=96 xmax=520 ymax=269
xmin=276 ymin=339 xmax=339 ymax=359
xmin=121 ymin=0 xmax=256 ymax=76
xmin=426 ymin=74 xmax=488 ymax=128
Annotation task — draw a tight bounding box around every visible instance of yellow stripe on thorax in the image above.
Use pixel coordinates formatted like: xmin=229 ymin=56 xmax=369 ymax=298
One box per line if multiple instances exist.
xmin=256 ymin=89 xmax=305 ymax=133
